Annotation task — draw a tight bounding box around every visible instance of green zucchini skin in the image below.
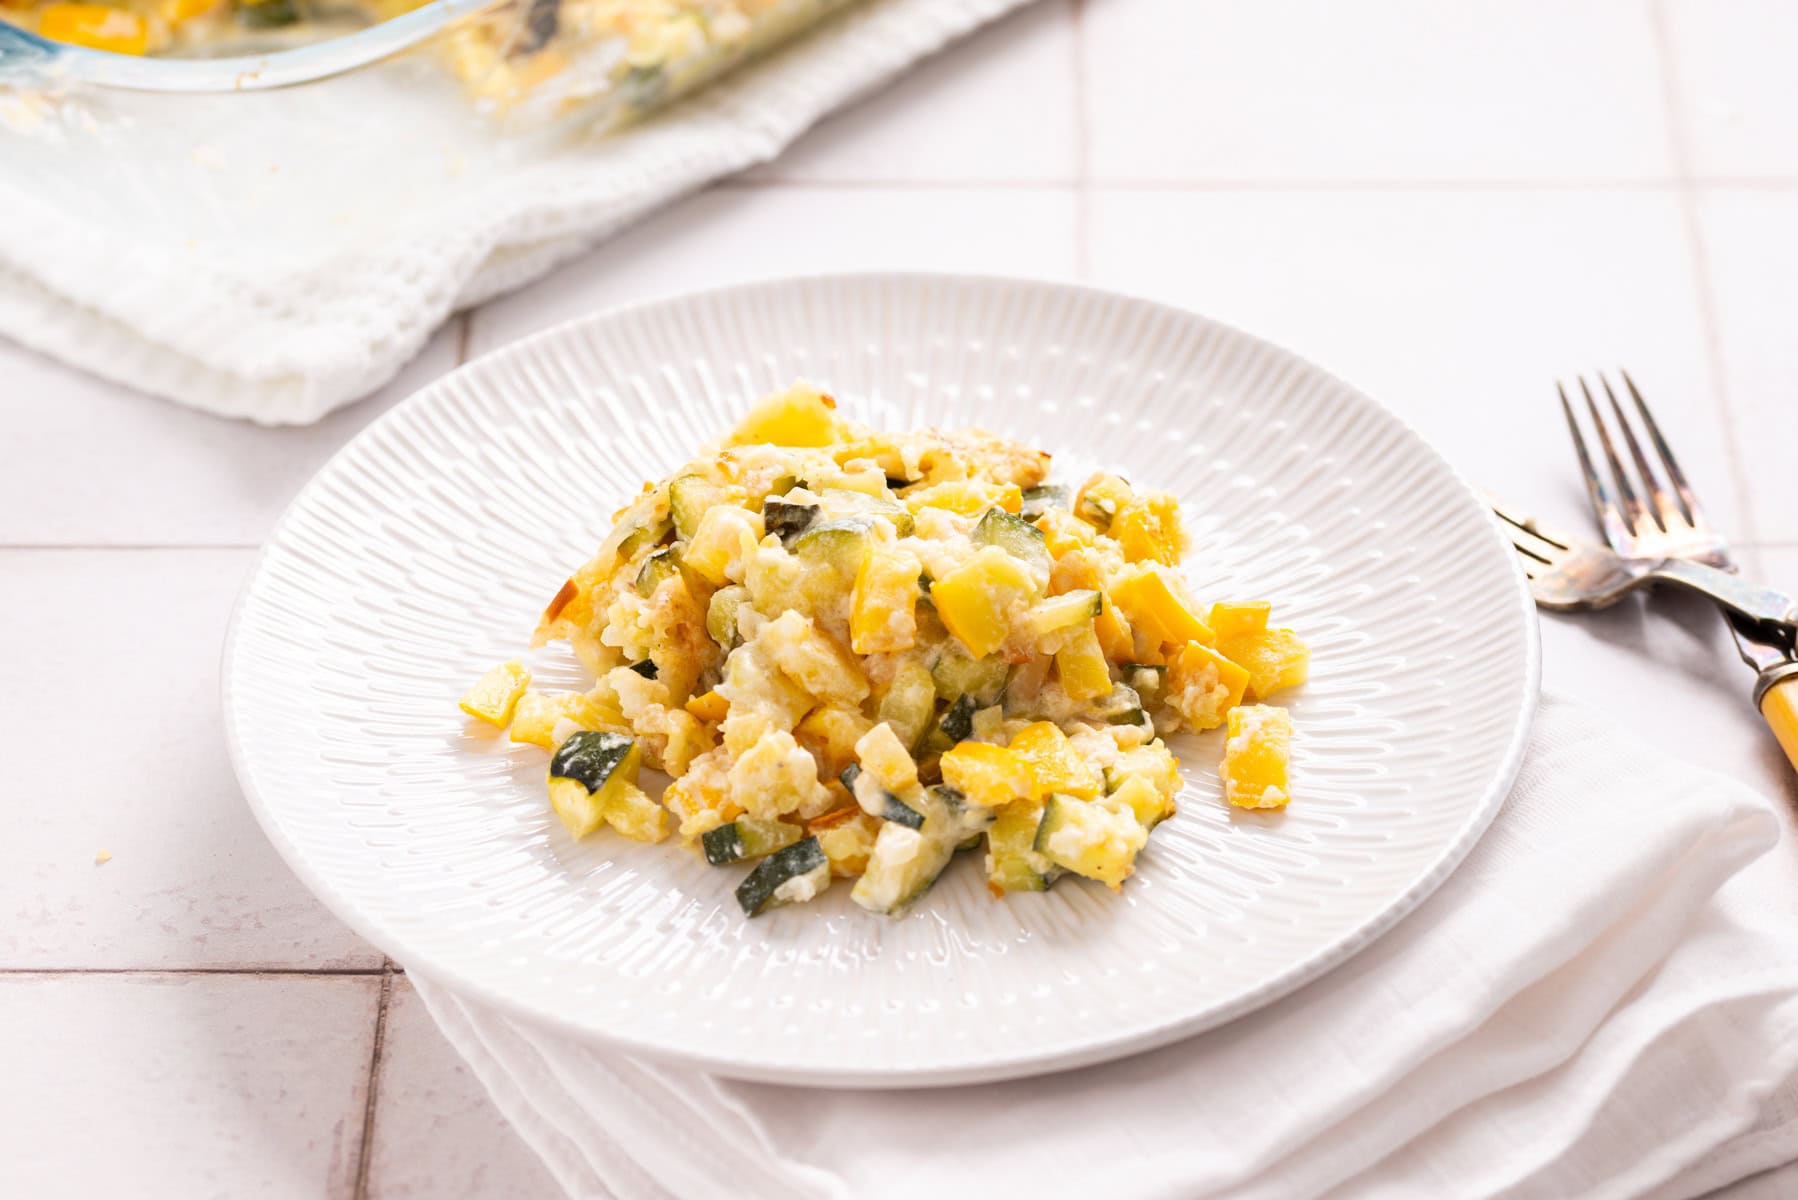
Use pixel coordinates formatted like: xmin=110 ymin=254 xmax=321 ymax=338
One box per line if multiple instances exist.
xmin=763 ymin=499 xmax=819 ymax=544
xmin=702 ymin=818 xmax=803 ymax=865
xmin=635 ymin=548 xmax=680 ymax=597
xmin=1020 ymin=484 xmax=1070 ymax=521
xmin=882 ymin=795 xmax=926 ymax=830
xmin=937 ymin=694 xmax=976 ymax=743
xmin=628 ymin=660 xmax=658 ymax=679
xmin=972 ymin=506 xmax=1049 ymax=568
xmin=735 ymin=837 xmax=830 ymax=916
xmin=549 ymin=731 xmax=635 ymax=793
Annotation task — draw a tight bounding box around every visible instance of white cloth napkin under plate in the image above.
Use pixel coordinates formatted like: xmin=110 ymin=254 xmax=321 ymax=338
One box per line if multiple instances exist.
xmin=409 ymin=695 xmax=1798 ymax=1199
xmin=0 ymin=0 xmax=1031 ymax=425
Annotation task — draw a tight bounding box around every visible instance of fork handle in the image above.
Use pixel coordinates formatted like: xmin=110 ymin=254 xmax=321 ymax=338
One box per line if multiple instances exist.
xmin=1655 ymin=558 xmax=1798 ymax=647
xmin=1757 ymin=665 xmax=1798 ymax=777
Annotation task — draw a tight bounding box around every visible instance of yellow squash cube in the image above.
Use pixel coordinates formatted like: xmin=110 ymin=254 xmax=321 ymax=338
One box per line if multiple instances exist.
xmin=605 ymin=781 xmax=672 ymax=842
xmin=1219 ymin=627 xmax=1311 ymax=701
xmin=508 ymin=691 xmax=621 ymax=749
xmin=459 ymin=660 xmax=531 ymax=727
xmin=1168 ymin=641 xmax=1251 ymax=731
xmin=1110 ymin=490 xmax=1184 ymax=565
xmin=1208 ymin=600 xmax=1272 ymax=640
xmin=851 ymin=548 xmax=922 ymax=654
xmin=808 ymin=806 xmax=882 ymax=877
xmin=1008 ymin=722 xmax=1101 ymax=799
xmin=854 ymin=722 xmax=920 ymax=793
xmin=930 ymin=546 xmax=1038 ymax=659
xmin=1221 ymin=705 xmax=1293 ymax=809
xmin=39 ymin=3 xmax=149 ymax=53
xmin=728 ymin=383 xmax=841 ymax=448
xmin=685 ymin=689 xmax=730 ymax=724
xmin=1109 ymin=564 xmax=1213 ymax=650
xmin=1036 ymin=794 xmax=1147 ymax=889
xmin=903 ymin=480 xmax=1023 ymax=518
xmin=940 ymin=742 xmax=1039 ymax=809
xmin=1054 ymin=623 xmax=1113 ymax=702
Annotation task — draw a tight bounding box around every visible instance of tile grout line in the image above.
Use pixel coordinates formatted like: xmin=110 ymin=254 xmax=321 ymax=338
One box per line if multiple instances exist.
xmin=714 ymin=176 xmax=1798 ymax=193
xmin=0 ymin=965 xmax=392 ymax=977
xmin=1070 ymin=0 xmax=1091 ymax=280
xmin=352 ymin=962 xmax=396 ymax=1200
xmin=1647 ymin=0 xmax=1761 ymax=547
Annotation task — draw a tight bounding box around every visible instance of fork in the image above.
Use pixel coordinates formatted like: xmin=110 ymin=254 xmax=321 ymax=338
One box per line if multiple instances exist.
xmin=1555 ymin=369 xmax=1798 ymax=772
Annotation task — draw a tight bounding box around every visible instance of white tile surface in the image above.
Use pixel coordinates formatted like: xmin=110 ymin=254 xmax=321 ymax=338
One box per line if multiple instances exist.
xmin=366 ymin=978 xmax=561 ymax=1200
xmin=1663 ymin=0 xmax=1798 ymax=179
xmin=0 ymin=549 xmax=381 ymax=969
xmin=1691 ymin=188 xmax=1798 ymax=544
xmin=745 ymin=0 xmax=1076 ymax=182
xmin=469 ymin=184 xmax=1079 ymax=355
xmin=0 ymin=974 xmax=378 ymax=1198
xmin=0 ymin=322 xmax=460 ymax=547
xmin=1086 ymin=186 xmax=1738 ymax=536
xmin=1083 ymin=0 xmax=1674 ymax=182
xmin=5 ymin=2 xmax=1798 ymax=1194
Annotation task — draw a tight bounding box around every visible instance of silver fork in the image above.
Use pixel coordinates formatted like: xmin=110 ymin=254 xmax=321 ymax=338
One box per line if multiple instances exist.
xmin=1551 ymin=370 xmax=1798 ymax=770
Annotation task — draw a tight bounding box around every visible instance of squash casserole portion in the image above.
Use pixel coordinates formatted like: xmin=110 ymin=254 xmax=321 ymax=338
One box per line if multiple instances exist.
xmin=461 ymin=383 xmax=1309 ymax=917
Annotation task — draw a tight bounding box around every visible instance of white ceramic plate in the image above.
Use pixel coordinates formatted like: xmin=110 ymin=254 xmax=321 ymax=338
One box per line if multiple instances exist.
xmin=224 ymin=274 xmax=1538 ymax=1087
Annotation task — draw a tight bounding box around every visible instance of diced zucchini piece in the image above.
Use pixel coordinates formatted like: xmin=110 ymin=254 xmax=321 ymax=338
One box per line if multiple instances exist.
xmin=735 ymin=837 xmax=832 ymax=916
xmin=793 ymin=518 xmax=874 ymax=577
xmin=705 ymin=584 xmax=749 ymax=649
xmin=668 ymin=475 xmax=724 ymax=540
xmin=1020 ymin=484 xmax=1070 ymax=522
xmin=1123 ymin=664 xmax=1168 ymax=707
xmin=615 ymin=514 xmax=674 ymax=564
xmin=850 ymin=822 xmax=956 ymax=916
xmin=819 ymin=488 xmax=915 ymax=537
xmin=882 ymin=794 xmax=926 ymax=830
xmin=928 ymin=547 xmax=1038 ymax=659
xmin=1023 ymin=590 xmax=1102 ymax=639
xmin=634 ymin=548 xmax=680 ymax=597
xmin=702 ymin=817 xmax=804 ymax=865
xmin=937 ymin=694 xmax=976 ymax=743
xmin=1008 ymin=722 xmax=1102 ymax=799
xmin=1221 ymin=704 xmax=1293 ymax=809
xmin=971 ymin=507 xmax=1050 ymax=570
xmin=547 ymin=731 xmax=641 ymax=839
xmin=1034 ymin=793 xmax=1147 ymax=889
xmin=459 ymin=660 xmax=531 ymax=726
xmin=929 ymin=641 xmax=1011 ymax=706
xmin=971 ymin=704 xmax=1006 ymax=744
xmin=854 ymin=722 xmax=920 ymax=793
xmin=762 ymin=498 xmax=818 ymax=544
xmin=1055 ymin=623 xmax=1113 ymax=702
xmin=1073 ymin=473 xmax=1133 ymax=532
xmin=628 ymin=660 xmax=657 ymax=679
xmin=877 ymin=661 xmax=939 ymax=751
xmin=605 ymin=782 xmax=670 ymax=843
xmin=986 ymin=797 xmax=1063 ymax=894
xmin=1110 ymin=774 xmax=1171 ymax=830
xmin=1088 ymin=682 xmax=1144 ymax=725
xmin=1105 ymin=742 xmax=1181 ymax=800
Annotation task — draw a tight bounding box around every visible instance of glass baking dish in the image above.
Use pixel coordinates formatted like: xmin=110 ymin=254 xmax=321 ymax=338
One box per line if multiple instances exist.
xmin=0 ymin=0 xmax=860 ymax=132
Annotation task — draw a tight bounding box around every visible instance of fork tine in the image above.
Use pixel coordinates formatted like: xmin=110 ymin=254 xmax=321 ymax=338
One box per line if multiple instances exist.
xmin=1485 ymin=496 xmax=1570 ymax=562
xmin=1600 ymin=374 xmax=1673 ymax=533
xmin=1580 ymin=376 xmax=1650 ymax=542
xmin=1559 ymin=382 xmax=1632 ymax=551
xmin=1620 ymin=369 xmax=1704 ymax=528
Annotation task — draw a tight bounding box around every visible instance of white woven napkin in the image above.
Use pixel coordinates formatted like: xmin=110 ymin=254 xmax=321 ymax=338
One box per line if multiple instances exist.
xmin=0 ymin=0 xmax=1030 ymax=425
xmin=409 ymin=695 xmax=1798 ymax=1199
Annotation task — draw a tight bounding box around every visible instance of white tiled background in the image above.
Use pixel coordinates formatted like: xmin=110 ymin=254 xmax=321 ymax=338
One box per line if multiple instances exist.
xmin=5 ymin=1 xmax=1798 ymax=1195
